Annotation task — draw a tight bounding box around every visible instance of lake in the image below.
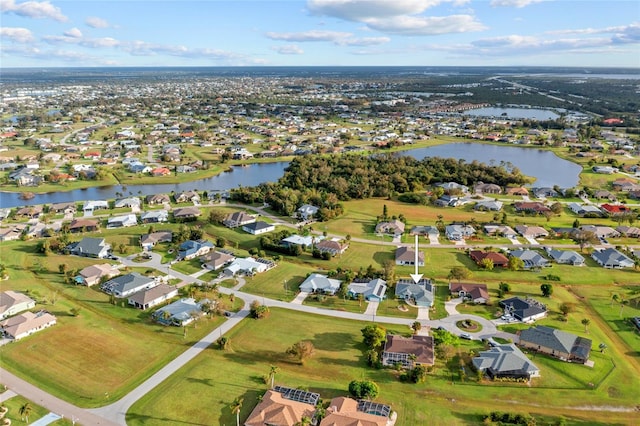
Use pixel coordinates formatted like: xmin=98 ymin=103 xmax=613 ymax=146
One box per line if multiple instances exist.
xmin=464 ymin=107 xmax=560 ymax=121
xmin=0 ymin=143 xmax=581 ymax=208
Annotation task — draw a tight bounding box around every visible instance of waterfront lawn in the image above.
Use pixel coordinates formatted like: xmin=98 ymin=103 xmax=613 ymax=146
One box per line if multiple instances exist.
xmin=127 ymin=308 xmax=638 ymax=426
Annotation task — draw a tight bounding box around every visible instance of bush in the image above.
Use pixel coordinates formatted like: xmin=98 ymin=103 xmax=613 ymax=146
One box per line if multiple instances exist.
xmin=348 ymin=380 xmax=379 ymax=400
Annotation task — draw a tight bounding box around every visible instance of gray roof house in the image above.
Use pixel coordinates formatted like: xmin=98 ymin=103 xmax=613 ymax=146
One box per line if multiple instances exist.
xmin=473 ymin=344 xmax=540 ymax=381
xmin=474 ymin=200 xmax=503 ymax=211
xmin=409 ymin=226 xmax=439 ymax=236
xmin=445 ymin=224 xmax=475 ymax=241
xmin=395 ymin=278 xmax=434 ymax=307
xmin=484 ymin=224 xmax=516 ymax=238
xmin=375 ymin=220 xmax=405 ymax=236
xmin=395 ymin=246 xmax=424 ymax=266
xmin=140 ymin=210 xmax=169 ymax=223
xmin=519 ymin=325 xmax=592 ymax=364
xmin=70 ymin=237 xmax=111 ymax=258
xmin=223 ymin=211 xmax=255 ymax=228
xmin=499 ymin=297 xmax=547 ymax=323
xmin=107 ymin=214 xmax=138 ymax=229
xmin=545 ymin=249 xmax=585 ymax=266
xmin=100 ymin=272 xmax=156 ymax=298
xmin=514 ymin=225 xmax=549 ymax=239
xmin=297 ymin=204 xmax=319 ymax=220
xmin=242 ymin=221 xmax=276 ymax=235
xmin=299 ymin=273 xmax=341 ymax=295
xmin=127 ymin=283 xmax=178 ymax=310
xmin=509 ymin=249 xmax=550 ymax=269
xmin=114 ymin=197 xmax=141 ymax=209
xmin=347 ymin=278 xmax=387 ymax=302
xmin=152 ymin=298 xmax=206 ymax=326
xmin=591 ymin=248 xmax=634 ymax=269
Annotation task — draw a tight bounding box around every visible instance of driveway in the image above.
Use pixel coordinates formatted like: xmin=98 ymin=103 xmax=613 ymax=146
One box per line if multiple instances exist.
xmin=428 ymin=235 xmax=440 ymax=245
xmin=524 ymin=236 xmax=539 ymax=245
xmin=507 ymin=236 xmax=521 ymax=245
xmin=364 ymin=301 xmax=379 ymax=316
xmin=291 ymin=291 xmax=309 ymax=305
xmin=416 ymin=307 xmax=430 ymax=320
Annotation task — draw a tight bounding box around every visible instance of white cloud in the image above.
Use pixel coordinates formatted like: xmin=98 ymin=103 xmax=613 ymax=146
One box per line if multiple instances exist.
xmin=365 ymin=14 xmax=486 ymax=35
xmin=0 ymin=26 xmax=34 ymax=43
xmin=273 ymin=44 xmax=304 ymax=55
xmin=266 ymin=30 xmax=352 ymax=42
xmin=85 ymin=16 xmax=110 ymax=28
xmin=306 ymin=0 xmax=482 ymax=37
xmin=338 ymin=36 xmax=390 ymax=46
xmin=63 ymin=27 xmax=83 ymax=38
xmin=490 ymin=0 xmax=545 ymax=7
xmin=0 ymin=0 xmax=67 ymax=22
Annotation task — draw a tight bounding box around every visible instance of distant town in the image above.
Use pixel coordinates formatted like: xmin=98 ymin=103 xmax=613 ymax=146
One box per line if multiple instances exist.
xmin=0 ymin=67 xmax=639 ymax=426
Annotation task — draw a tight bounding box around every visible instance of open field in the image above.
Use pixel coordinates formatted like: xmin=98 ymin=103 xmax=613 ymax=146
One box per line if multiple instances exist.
xmin=1 ymin=394 xmax=72 ymax=425
xmin=128 ymin=308 xmax=639 ymax=426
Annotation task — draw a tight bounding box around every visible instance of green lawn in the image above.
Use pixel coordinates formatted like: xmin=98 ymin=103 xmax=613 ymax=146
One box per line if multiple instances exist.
xmin=127 ymin=308 xmax=639 ymax=426
xmin=240 ymin=262 xmax=318 ymax=302
xmin=1 ymin=394 xmax=72 ymax=425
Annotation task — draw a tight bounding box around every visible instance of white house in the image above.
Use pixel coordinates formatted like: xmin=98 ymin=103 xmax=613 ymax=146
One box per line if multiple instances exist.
xmin=0 ymin=291 xmax=36 ymax=320
xmin=298 ymin=273 xmax=341 ymax=295
xmin=224 ymin=257 xmax=272 ymax=276
xmin=107 ymin=214 xmax=138 ymax=229
xmin=242 ymin=221 xmax=275 ymax=235
xmin=1 ymin=311 xmax=57 ymax=340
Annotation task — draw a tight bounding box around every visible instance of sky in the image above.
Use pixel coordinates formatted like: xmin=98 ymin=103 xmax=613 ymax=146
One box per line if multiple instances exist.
xmin=1 ymin=0 xmax=639 ymax=68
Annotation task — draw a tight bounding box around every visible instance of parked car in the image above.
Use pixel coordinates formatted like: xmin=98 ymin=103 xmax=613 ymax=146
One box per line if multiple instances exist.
xmin=460 ymin=332 xmax=472 ymax=340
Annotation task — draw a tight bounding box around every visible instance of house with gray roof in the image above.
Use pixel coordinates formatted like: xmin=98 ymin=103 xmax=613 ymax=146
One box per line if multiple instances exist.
xmin=445 ymin=224 xmax=475 ymax=241
xmin=375 ymin=220 xmax=405 ymax=236
xmin=114 ymin=197 xmax=141 ymax=209
xmin=395 ymin=246 xmax=424 ymax=266
xmin=514 ymin=225 xmax=549 ymax=239
xmin=484 ymin=224 xmax=516 ymax=238
xmin=545 ymin=249 xmax=585 ymax=266
xmin=281 ymin=234 xmax=323 ymax=249
xmin=509 ymin=249 xmax=550 ymax=269
xmin=568 ymin=203 xmax=603 ymax=217
xmin=82 ymin=200 xmax=109 ymax=214
xmin=299 ymin=273 xmax=341 ymax=295
xmin=127 ymin=283 xmax=178 ymax=310
xmin=499 ymin=297 xmax=547 ymax=323
xmin=140 ymin=231 xmax=172 ymax=250
xmin=518 ymin=325 xmax=592 ymax=364
xmin=107 ymin=214 xmax=138 ymax=229
xmin=296 ymin=204 xmax=319 ymax=221
xmin=140 ymin=210 xmax=169 ymax=224
xmin=178 ymin=240 xmax=214 ymax=260
xmin=100 ymin=272 xmax=156 ymax=298
xmin=223 ymin=211 xmax=255 ymax=228
xmin=242 ymin=221 xmax=275 ymax=235
xmin=473 ymin=344 xmax=540 ymax=381
xmin=474 ymin=200 xmax=503 ymax=211
xmin=70 ymin=237 xmax=111 ymax=258
xmin=152 ymin=298 xmax=206 ymax=326
xmin=591 ymin=248 xmax=634 ymax=269
xmin=395 ymin=278 xmax=434 ymax=307
xmin=409 ymin=226 xmax=439 ymax=236
xmin=347 ymin=278 xmax=387 ymax=302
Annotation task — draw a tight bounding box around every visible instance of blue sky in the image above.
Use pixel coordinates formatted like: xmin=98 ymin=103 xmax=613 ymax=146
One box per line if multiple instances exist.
xmin=1 ymin=0 xmax=639 ymax=67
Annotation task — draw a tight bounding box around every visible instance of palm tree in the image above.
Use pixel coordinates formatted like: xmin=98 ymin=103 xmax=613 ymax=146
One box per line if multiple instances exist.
xmin=231 ymin=397 xmax=243 ymax=426
xmin=295 ymin=417 xmax=312 ymax=426
xmin=408 ymin=353 xmax=418 ymax=368
xmin=581 ymin=318 xmax=590 ymax=333
xmin=19 ymin=402 xmax=32 ymax=423
xmin=269 ymin=365 xmax=279 ymax=389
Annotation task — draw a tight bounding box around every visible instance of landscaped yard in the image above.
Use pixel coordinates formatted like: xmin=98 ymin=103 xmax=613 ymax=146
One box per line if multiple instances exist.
xmin=1 ymin=394 xmax=72 ymax=425
xmin=127 ymin=308 xmax=639 ymax=426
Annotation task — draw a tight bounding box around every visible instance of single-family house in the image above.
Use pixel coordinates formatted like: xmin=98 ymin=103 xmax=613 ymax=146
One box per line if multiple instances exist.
xmin=475 ymin=200 xmax=504 ymax=211
xmin=107 ymin=214 xmax=138 ymax=229
xmin=140 ymin=210 xmax=169 ymax=224
xmin=297 ymin=204 xmax=319 ymax=221
xmin=545 ymin=249 xmax=585 ymax=266
xmin=223 ymin=211 xmax=256 ymax=228
xmin=532 ymin=187 xmax=559 ymax=198
xmin=381 ymin=334 xmax=435 ymax=368
xmin=76 ymin=263 xmax=119 ymax=286
xmin=473 ymin=344 xmax=540 ymax=381
xmin=242 ymin=221 xmax=275 ymax=235
xmin=437 ymin=181 xmax=469 ymax=194
xmin=200 ymin=251 xmax=236 ymax=270
xmin=567 ymin=203 xmax=603 ymax=217
xmin=506 ymin=187 xmax=529 ymax=196
xmin=128 ymin=283 xmax=178 ymax=310
xmin=514 ymin=225 xmax=549 ymax=239
xmin=70 ymin=237 xmax=111 ymax=258
xmin=299 ymin=273 xmax=341 ymax=295
xmin=500 ymin=297 xmax=547 ymax=323
xmin=0 ymin=311 xmax=57 ymax=340
xmin=82 ymin=200 xmax=109 ymax=214
xmin=0 ymin=227 xmax=22 ymax=242
xmin=601 ymin=203 xmax=631 ymax=216
xmin=509 ymin=249 xmax=550 ymax=269
xmin=395 ymin=278 xmax=434 ymax=307
xmin=591 ymin=248 xmax=634 ymax=269
xmin=152 ymin=298 xmax=205 ymax=326
xmin=151 ymin=167 xmax=171 ymax=177
xmin=100 ymin=272 xmax=156 ymax=298
xmin=580 ymin=225 xmax=620 ymax=239
xmin=174 ymin=190 xmax=200 ymax=204
xmin=474 ymin=182 xmax=502 ymax=194
xmin=347 ymin=279 xmax=387 ymax=302
xmin=593 ymin=190 xmax=616 ymax=201
xmin=315 ymin=239 xmax=348 ymax=256
xmin=146 ymin=194 xmax=170 ymax=205
xmin=0 ymin=291 xmax=36 ymax=320
xmin=320 ymin=397 xmax=392 ymax=426
xmin=172 ymin=206 xmax=201 ymax=221
xmin=50 ymin=202 xmax=77 ymax=215
xmin=592 ymin=166 xmax=618 ymax=174
xmin=409 ymin=226 xmax=439 ymax=237
xmin=244 ymin=387 xmax=318 ymax=426
xmin=445 ymin=224 xmax=475 ymax=241
xmin=114 ymin=197 xmax=141 ymax=209
xmin=140 ymin=231 xmax=173 ymax=250
xmin=514 ymin=202 xmax=551 ymax=214
xmin=518 ymin=325 xmax=592 ymax=364
xmin=281 ymin=234 xmax=323 ymax=249
xmin=68 ymin=218 xmax=100 ymax=233
xmin=616 ymin=226 xmax=640 ymax=238
xmin=483 ymin=225 xmax=516 ymax=238
xmin=15 ymin=205 xmax=43 ymax=219
xmin=395 ymin=246 xmax=425 ymax=266
xmin=449 ymin=283 xmax=489 ymax=304
xmin=224 ymin=257 xmax=272 ymax=276
xmin=469 ymin=250 xmax=509 ymax=268
xmin=178 ymin=240 xmax=214 ymax=260
xmin=375 ymin=220 xmax=405 ymax=236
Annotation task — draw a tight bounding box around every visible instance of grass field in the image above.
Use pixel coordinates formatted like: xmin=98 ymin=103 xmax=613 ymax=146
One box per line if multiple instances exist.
xmin=1 ymin=394 xmax=72 ymax=425
xmin=127 ymin=308 xmax=639 ymax=426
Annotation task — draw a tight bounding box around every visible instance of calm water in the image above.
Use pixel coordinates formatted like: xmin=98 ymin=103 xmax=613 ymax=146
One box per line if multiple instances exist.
xmin=0 ymin=144 xmax=580 ymax=208
xmin=464 ymin=107 xmax=560 ymax=121
xmin=402 ymin=143 xmax=580 ymax=188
